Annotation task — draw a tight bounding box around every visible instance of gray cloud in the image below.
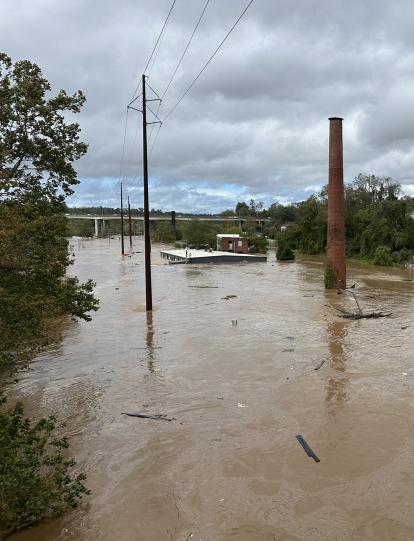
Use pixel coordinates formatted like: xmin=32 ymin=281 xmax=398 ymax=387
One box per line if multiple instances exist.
xmin=2 ymin=0 xmax=414 ymax=210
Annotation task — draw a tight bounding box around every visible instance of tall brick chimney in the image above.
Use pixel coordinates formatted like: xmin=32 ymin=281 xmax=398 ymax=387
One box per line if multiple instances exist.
xmin=327 ymin=117 xmax=346 ymax=289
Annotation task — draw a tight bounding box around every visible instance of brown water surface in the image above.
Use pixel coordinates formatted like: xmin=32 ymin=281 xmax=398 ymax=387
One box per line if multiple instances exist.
xmin=6 ymin=239 xmax=414 ymax=541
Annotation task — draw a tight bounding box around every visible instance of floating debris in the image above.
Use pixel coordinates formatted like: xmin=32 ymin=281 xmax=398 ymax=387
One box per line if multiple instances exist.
xmin=314 ymin=359 xmax=327 ymax=371
xmin=296 ymin=435 xmax=320 ymax=463
xmin=338 ymin=290 xmax=392 ymax=319
xmin=122 ymin=412 xmax=175 ymax=421
xmin=188 ymin=285 xmax=218 ymax=289
xmin=339 ymin=309 xmax=392 ymax=319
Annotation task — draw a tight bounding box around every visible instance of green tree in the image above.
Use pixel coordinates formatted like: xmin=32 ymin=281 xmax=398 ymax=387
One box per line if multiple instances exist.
xmin=0 ymin=395 xmax=89 ymax=537
xmin=235 ymin=201 xmax=250 ymax=217
xmin=0 ymin=53 xmax=98 ymax=367
xmin=373 ymin=245 xmax=393 ymax=266
xmin=183 ymin=219 xmax=219 ymax=248
xmin=276 ymin=233 xmax=295 ymax=261
xmin=152 ymin=221 xmax=177 ymax=243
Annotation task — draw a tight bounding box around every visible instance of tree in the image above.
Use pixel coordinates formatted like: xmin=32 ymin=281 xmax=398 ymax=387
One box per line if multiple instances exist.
xmin=0 ymin=53 xmax=87 ymax=201
xmin=183 ymin=219 xmax=218 ymax=248
xmin=276 ymin=233 xmax=295 ymax=261
xmin=235 ymin=201 xmax=250 ymax=217
xmin=0 ymin=53 xmax=98 ymax=366
xmin=152 ymin=221 xmax=177 ymax=243
xmin=0 ymin=395 xmax=89 ymax=537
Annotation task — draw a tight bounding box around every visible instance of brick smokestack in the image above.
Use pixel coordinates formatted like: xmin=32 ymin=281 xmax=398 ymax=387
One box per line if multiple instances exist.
xmin=327 ymin=117 xmax=346 ymax=289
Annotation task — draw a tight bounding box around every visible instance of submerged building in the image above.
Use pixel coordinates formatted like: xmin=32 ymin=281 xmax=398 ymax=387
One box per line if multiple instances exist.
xmin=216 ymin=234 xmax=248 ymax=254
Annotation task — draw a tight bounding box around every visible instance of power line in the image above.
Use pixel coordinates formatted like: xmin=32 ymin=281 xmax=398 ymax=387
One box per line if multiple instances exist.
xmin=162 ymin=0 xmax=255 ymax=123
xmin=149 ymin=123 xmax=163 ymax=158
xmin=161 ymin=0 xmax=211 ymax=101
xmin=119 ymin=107 xmax=130 ymax=181
xmin=146 ymin=0 xmax=177 ymax=75
xmin=148 ymin=0 xmax=210 ymax=151
xmin=130 ymin=0 xmax=177 ymax=100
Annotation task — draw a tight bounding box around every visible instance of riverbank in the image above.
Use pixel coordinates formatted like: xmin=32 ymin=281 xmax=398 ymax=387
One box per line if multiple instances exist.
xmin=6 ymin=238 xmax=414 ymax=541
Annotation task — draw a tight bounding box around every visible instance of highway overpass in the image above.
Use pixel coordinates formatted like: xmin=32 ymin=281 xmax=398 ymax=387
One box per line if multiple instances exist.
xmin=66 ymin=214 xmax=271 ymax=237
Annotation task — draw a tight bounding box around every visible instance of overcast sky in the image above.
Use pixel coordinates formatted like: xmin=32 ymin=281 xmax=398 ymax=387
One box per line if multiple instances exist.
xmin=2 ymin=0 xmax=414 ymax=212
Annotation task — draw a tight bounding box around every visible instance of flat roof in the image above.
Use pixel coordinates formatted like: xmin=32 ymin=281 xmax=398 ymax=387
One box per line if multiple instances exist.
xmin=160 ymin=248 xmax=266 ymax=259
xmin=216 ymin=234 xmax=241 ymax=238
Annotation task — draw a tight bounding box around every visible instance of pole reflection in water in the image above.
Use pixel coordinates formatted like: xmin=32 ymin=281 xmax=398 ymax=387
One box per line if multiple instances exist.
xmin=325 ymin=320 xmax=349 ymax=413
xmin=146 ymin=311 xmax=156 ymax=374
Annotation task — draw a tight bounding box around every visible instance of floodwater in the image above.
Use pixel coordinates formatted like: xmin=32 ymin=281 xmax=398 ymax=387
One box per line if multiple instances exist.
xmin=6 ymin=238 xmax=414 ymax=541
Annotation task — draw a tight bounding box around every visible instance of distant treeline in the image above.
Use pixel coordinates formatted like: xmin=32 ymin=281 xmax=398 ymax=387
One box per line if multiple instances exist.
xmin=67 ymin=174 xmax=414 ymax=265
xmin=271 ymin=174 xmax=414 ymax=266
xmin=150 ymin=173 xmax=414 ymax=265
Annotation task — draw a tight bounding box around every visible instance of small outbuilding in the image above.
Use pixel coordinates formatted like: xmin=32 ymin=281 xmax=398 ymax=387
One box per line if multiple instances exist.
xmin=216 ymin=234 xmax=248 ymax=254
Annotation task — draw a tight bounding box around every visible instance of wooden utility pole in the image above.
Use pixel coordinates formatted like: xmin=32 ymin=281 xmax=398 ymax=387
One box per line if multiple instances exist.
xmin=128 ymin=195 xmax=133 ymax=249
xmin=142 ymin=74 xmax=153 ymax=311
xmin=120 ymin=181 xmax=125 ymax=255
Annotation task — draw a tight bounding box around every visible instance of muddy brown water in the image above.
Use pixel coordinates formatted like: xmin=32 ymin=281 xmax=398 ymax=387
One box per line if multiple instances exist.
xmin=5 ymin=238 xmax=414 ymax=541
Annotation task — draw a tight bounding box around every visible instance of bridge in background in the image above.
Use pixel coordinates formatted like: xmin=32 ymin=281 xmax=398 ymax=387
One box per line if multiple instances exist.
xmin=66 ymin=214 xmax=271 ymax=237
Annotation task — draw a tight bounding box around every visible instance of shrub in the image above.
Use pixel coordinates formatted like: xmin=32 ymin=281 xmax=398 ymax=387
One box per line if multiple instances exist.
xmin=392 ymin=248 xmax=411 ymax=264
xmin=247 ymin=234 xmax=268 ymax=254
xmin=276 ymin=243 xmax=295 ymax=261
xmin=373 ymin=245 xmax=393 ymax=266
xmin=0 ymin=395 xmax=89 ymax=537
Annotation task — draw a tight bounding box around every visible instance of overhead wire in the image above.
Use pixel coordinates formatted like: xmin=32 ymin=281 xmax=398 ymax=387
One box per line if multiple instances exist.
xmin=130 ymin=0 xmax=177 ymax=100
xmin=147 ymin=0 xmax=177 ymax=76
xmin=161 ymin=0 xmax=211 ymax=102
xmin=148 ymin=0 xmax=211 ymax=154
xmin=119 ymin=106 xmax=130 ymax=182
xmin=162 ymin=0 xmax=255 ymax=123
xmin=149 ymin=123 xmax=163 ymax=158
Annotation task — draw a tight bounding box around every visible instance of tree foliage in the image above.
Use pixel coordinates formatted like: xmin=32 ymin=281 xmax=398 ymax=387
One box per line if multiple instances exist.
xmin=276 ymin=234 xmax=295 ymax=261
xmin=0 ymin=395 xmax=89 ymax=538
xmin=265 ymin=174 xmax=413 ymax=264
xmin=152 ymin=221 xmax=177 ymax=243
xmin=0 ymin=53 xmax=98 ymax=367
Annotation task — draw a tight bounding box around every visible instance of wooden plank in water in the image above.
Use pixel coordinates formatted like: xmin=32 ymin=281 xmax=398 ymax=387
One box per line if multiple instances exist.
xmin=296 ymin=435 xmax=320 ymax=462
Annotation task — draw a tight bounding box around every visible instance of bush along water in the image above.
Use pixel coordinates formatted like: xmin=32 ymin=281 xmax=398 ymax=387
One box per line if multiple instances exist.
xmin=0 ymin=395 xmax=89 ymax=538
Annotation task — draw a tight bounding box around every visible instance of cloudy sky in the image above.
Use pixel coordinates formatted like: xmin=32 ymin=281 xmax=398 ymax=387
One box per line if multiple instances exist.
xmin=2 ymin=0 xmax=414 ymax=212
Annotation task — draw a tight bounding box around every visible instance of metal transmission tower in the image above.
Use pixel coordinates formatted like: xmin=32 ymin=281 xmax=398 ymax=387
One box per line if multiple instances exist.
xmin=127 ymin=75 xmax=161 ymax=312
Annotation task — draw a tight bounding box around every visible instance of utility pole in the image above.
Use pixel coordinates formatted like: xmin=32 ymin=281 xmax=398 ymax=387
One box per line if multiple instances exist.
xmin=120 ymin=181 xmax=125 ymax=255
xmin=128 ymin=195 xmax=133 ymax=249
xmin=142 ymin=74 xmax=153 ymax=311
xmin=127 ymin=75 xmax=161 ymax=311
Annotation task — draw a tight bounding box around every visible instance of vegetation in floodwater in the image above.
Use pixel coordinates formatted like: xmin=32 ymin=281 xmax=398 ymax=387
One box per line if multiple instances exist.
xmin=0 ymin=395 xmax=89 ymax=538
xmin=276 ymin=234 xmax=295 ymax=261
xmin=372 ymin=245 xmax=393 ymax=266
